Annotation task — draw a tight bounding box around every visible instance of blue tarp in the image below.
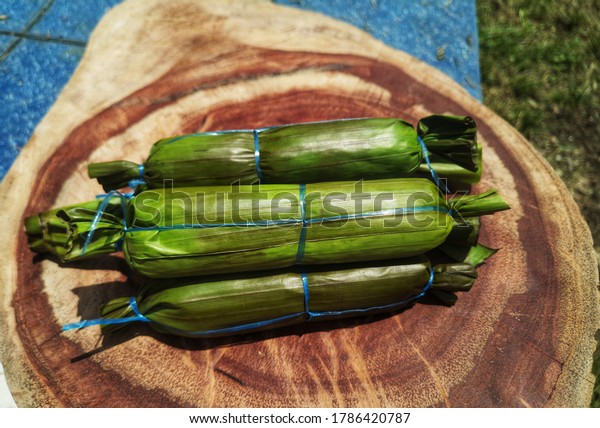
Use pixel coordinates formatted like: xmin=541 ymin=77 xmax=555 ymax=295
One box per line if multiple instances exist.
xmin=0 ymin=0 xmax=481 ymax=181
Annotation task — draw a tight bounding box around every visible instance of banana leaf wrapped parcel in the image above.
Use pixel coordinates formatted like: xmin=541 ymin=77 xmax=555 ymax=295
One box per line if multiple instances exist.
xmin=25 ymin=178 xmax=509 ymax=279
xmin=88 ymin=115 xmax=481 ymax=191
xmin=64 ymin=253 xmax=492 ymax=338
xmin=25 ymin=197 xmax=124 ymax=260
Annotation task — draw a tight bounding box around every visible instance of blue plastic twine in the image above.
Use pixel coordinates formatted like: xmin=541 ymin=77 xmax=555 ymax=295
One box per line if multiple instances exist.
xmin=62 ymin=297 xmax=150 ymax=331
xmin=295 ymin=184 xmax=308 ymax=264
xmin=417 ymin=136 xmax=449 ymax=194
xmin=95 ymin=192 xmax=134 ymax=200
xmin=80 ymin=190 xmax=128 ymax=256
xmin=301 ymin=271 xmax=314 ymax=320
xmin=127 ymin=164 xmax=146 ymax=189
xmin=421 ymin=267 xmax=436 ymax=296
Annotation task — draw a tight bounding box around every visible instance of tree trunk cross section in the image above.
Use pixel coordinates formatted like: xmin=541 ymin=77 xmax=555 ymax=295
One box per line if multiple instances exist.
xmin=0 ymin=0 xmax=597 ymax=407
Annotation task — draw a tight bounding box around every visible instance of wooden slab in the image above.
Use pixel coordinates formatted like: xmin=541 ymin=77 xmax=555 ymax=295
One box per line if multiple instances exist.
xmin=0 ymin=0 xmax=598 ymax=407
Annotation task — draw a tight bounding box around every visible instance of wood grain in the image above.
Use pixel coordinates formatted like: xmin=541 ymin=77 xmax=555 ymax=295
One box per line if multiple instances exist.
xmin=0 ymin=0 xmax=598 ymax=407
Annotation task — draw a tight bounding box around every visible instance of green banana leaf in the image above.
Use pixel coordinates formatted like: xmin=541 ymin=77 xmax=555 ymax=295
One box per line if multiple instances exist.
xmin=73 ymin=255 xmax=486 ymax=339
xmin=24 ymin=197 xmax=125 ymax=259
xmin=26 ymin=178 xmax=509 ymax=279
xmin=88 ymin=115 xmax=480 ymax=191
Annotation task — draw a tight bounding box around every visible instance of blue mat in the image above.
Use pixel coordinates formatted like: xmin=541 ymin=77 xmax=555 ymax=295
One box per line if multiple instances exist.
xmin=0 ymin=0 xmax=481 ymax=182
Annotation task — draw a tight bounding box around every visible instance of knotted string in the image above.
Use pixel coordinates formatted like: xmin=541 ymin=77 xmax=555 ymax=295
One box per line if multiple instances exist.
xmin=62 ymin=268 xmax=435 ymax=334
xmin=80 ymin=190 xmax=129 ymax=256
xmin=418 ymin=135 xmax=449 ymax=193
xmin=127 ymin=164 xmax=146 ymax=189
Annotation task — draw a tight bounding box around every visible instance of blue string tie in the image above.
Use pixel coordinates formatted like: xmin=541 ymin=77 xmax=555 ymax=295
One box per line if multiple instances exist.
xmin=96 ymin=192 xmax=134 ymax=200
xmin=301 ymin=271 xmax=314 ymax=320
xmin=127 ymin=164 xmax=146 ymax=189
xmin=295 ymin=184 xmax=308 ymax=264
xmin=81 ymin=190 xmax=129 ymax=256
xmin=417 ymin=135 xmax=449 ymax=193
xmin=62 ymin=297 xmax=150 ymax=331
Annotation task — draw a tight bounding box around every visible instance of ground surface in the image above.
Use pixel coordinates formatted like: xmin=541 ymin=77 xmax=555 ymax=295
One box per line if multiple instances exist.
xmin=477 ymin=0 xmax=600 ymax=407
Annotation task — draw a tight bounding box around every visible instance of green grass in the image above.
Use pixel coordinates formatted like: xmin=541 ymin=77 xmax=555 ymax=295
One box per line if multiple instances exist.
xmin=477 ymin=0 xmax=600 ymax=407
